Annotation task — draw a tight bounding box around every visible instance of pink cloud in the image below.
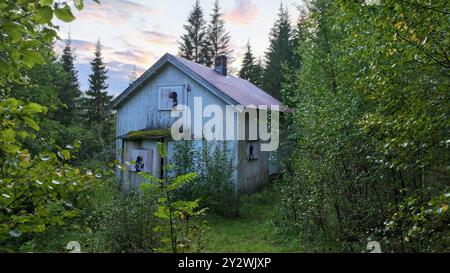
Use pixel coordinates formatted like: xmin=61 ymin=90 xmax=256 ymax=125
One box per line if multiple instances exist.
xmin=55 ymin=38 xmax=157 ymax=70
xmin=109 ymin=49 xmax=157 ymax=66
xmin=69 ymin=39 xmax=97 ymax=51
xmin=76 ymin=0 xmax=160 ymax=27
xmin=142 ymin=30 xmax=176 ymax=45
xmin=108 ymin=60 xmax=146 ymax=75
xmin=54 ymin=39 xmax=95 ymax=62
xmin=55 ymin=39 xmax=96 ymax=53
xmin=224 ymin=0 xmax=260 ymax=25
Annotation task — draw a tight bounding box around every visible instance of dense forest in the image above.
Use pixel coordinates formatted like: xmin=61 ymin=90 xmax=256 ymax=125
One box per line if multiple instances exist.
xmin=0 ymin=0 xmax=448 ymax=253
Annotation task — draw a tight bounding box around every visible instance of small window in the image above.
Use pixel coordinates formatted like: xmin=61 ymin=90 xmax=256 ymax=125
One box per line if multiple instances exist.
xmin=247 ymin=141 xmax=259 ymax=161
xmin=158 ymin=85 xmax=184 ymax=110
xmin=128 ymin=149 xmax=153 ymax=173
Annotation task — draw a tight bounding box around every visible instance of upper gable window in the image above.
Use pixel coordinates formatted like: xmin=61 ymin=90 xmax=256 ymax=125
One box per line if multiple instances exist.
xmin=158 ymin=85 xmax=184 ymax=110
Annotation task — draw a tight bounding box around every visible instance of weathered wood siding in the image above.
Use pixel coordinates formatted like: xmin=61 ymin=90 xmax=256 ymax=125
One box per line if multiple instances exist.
xmin=116 ymin=64 xmax=238 ymax=185
xmin=236 ymin=143 xmax=270 ymax=193
xmin=116 ymin=63 xmax=270 ymax=192
xmin=116 ymin=64 xmax=236 ymax=137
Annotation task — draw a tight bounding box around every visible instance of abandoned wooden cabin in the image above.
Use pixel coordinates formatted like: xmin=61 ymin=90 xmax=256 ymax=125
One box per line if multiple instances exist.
xmin=111 ymin=53 xmax=286 ymax=193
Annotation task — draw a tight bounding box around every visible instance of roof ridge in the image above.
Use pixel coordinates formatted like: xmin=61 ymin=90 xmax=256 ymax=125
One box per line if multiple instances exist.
xmin=169 ymin=53 xmax=270 ymax=93
xmin=112 ymin=53 xmax=286 ymax=111
xmin=169 ymin=53 xmax=241 ymax=79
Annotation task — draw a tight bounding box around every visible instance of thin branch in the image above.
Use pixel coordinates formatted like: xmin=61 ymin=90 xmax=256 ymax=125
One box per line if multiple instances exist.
xmin=367 ymin=21 xmax=450 ymax=69
xmin=407 ymin=1 xmax=450 ymax=16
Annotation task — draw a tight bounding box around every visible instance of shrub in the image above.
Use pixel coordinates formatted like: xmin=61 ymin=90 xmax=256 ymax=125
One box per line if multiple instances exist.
xmin=172 ymin=140 xmax=237 ymax=217
xmin=141 ymin=143 xmax=207 ymax=253
xmin=94 ymin=189 xmax=158 ymax=253
xmin=275 ymin=0 xmax=450 ymax=253
xmin=377 ymin=191 xmax=449 ymax=253
xmin=66 ymin=178 xmax=159 ymax=253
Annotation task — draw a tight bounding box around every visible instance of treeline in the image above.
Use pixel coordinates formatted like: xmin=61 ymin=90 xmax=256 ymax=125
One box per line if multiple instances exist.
xmin=1 ymin=0 xmax=448 ymax=253
xmin=0 ymin=0 xmax=116 ymax=251
xmin=11 ymin=38 xmax=114 ymax=164
xmin=178 ymin=1 xmax=300 ymax=99
xmin=276 ymin=0 xmax=449 ymax=252
xmin=238 ymin=3 xmax=300 ymax=99
xmin=178 ymin=0 xmax=232 ymax=68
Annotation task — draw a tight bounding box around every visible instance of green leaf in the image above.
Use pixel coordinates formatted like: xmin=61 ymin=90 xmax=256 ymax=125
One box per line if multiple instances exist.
xmin=22 ymin=116 xmax=40 ymax=131
xmin=157 ymin=142 xmax=168 ymax=158
xmin=59 ymin=150 xmax=71 ymax=160
xmin=2 ymin=143 xmax=20 ymax=154
xmin=19 ymin=40 xmax=41 ymax=50
xmin=140 ymin=183 xmax=157 ymax=191
xmin=74 ymin=0 xmax=84 ymax=11
xmin=169 ymin=172 xmax=197 ymax=190
xmin=34 ymin=6 xmax=53 ymax=24
xmin=39 ymin=0 xmax=53 ymax=6
xmin=73 ymin=140 xmax=81 ymax=148
xmin=23 ymin=102 xmax=46 ymax=115
xmin=8 ymin=29 xmax=22 ymax=44
xmin=54 ymin=6 xmax=75 ymax=22
xmin=140 ymin=172 xmax=163 ymax=184
xmin=21 ymin=51 xmax=45 ymax=68
xmin=0 ymin=60 xmax=9 ymax=74
xmin=0 ymin=129 xmax=16 ymax=142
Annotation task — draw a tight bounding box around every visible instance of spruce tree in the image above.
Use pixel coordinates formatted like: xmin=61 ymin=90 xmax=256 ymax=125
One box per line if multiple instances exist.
xmin=289 ymin=11 xmax=307 ymax=71
xmin=239 ymin=41 xmax=255 ymax=81
xmin=240 ymin=41 xmax=264 ymax=87
xmin=281 ymin=12 xmax=307 ymax=108
xmin=252 ymin=57 xmax=264 ymax=88
xmin=179 ymin=0 xmax=208 ymax=65
xmin=58 ymin=37 xmax=81 ymax=124
xmin=85 ymin=40 xmax=112 ymax=125
xmin=205 ymin=0 xmax=232 ymax=67
xmin=263 ymin=4 xmax=295 ymax=99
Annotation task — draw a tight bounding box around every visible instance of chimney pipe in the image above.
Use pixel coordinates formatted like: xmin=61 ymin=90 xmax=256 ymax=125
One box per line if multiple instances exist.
xmin=214 ymin=55 xmax=227 ymax=76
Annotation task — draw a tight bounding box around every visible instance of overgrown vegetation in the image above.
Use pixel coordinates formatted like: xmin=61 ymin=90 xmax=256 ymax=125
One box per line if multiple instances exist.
xmin=0 ymin=0 xmax=111 ymax=252
xmin=140 ymin=142 xmax=207 ymax=253
xmin=172 ymin=140 xmax=238 ymax=217
xmin=87 ymin=183 xmax=158 ymax=253
xmin=276 ymin=0 xmax=449 ymax=253
xmin=1 ymin=0 xmax=448 ymax=253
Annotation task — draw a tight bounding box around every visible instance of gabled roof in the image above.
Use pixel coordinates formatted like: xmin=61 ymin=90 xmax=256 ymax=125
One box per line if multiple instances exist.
xmin=111 ymin=53 xmax=286 ymax=111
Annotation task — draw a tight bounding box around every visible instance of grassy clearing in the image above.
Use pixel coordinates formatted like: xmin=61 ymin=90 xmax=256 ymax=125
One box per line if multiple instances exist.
xmin=203 ymin=185 xmax=302 ymax=253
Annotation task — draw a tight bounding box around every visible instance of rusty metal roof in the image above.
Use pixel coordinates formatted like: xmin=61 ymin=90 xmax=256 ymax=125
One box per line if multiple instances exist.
xmin=171 ymin=54 xmax=286 ymax=111
xmin=111 ymin=53 xmax=286 ymax=111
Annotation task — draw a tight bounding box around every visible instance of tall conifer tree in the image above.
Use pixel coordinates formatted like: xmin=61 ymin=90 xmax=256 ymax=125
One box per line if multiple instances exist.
xmin=240 ymin=41 xmax=264 ymax=87
xmin=178 ymin=0 xmax=209 ymax=65
xmin=263 ymin=4 xmax=296 ymax=99
xmin=85 ymin=40 xmax=112 ymax=125
xmin=239 ymin=41 xmax=255 ymax=81
xmin=252 ymin=57 xmax=264 ymax=88
xmin=58 ymin=36 xmax=81 ymax=124
xmin=205 ymin=0 xmax=232 ymax=67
